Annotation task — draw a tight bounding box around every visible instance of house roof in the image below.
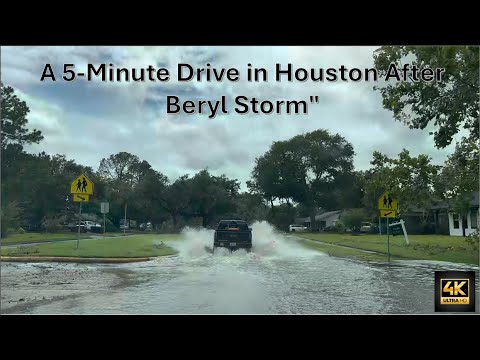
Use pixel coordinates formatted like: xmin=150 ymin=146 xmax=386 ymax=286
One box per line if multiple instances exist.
xmin=315 ymin=210 xmax=343 ymax=221
xmin=403 ymin=192 xmax=479 ymax=213
xmin=299 ymin=210 xmax=343 ymax=222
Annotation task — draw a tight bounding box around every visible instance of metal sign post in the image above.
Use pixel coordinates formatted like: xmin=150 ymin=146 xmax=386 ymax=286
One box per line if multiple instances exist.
xmin=400 ymin=219 xmax=409 ymax=244
xmin=77 ymin=202 xmax=82 ymax=250
xmin=387 ymin=216 xmax=390 ymax=262
xmin=100 ymin=202 xmax=109 ymax=239
xmin=124 ymin=203 xmax=127 ymax=235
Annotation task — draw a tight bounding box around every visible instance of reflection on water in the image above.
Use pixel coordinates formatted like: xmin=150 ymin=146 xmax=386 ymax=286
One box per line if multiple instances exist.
xmin=17 ymin=222 xmax=480 ymax=314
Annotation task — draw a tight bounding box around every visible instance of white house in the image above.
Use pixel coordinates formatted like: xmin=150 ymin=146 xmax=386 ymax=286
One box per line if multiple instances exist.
xmin=447 ymin=193 xmax=479 ymax=237
xmin=300 ymin=210 xmax=343 ymax=230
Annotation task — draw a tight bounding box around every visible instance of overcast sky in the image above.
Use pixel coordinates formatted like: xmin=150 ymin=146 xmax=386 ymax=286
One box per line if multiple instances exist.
xmin=1 ymin=46 xmax=461 ymax=189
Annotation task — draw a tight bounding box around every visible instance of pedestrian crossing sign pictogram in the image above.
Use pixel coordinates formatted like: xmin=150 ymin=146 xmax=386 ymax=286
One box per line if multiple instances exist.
xmin=73 ymin=194 xmax=90 ymax=202
xmin=71 ymin=173 xmax=94 ymax=195
xmin=378 ymin=191 xmax=398 ymax=211
xmin=380 ymin=210 xmax=396 ymax=218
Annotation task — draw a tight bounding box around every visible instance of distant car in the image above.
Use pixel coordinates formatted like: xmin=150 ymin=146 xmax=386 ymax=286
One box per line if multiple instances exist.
xmin=360 ymin=222 xmax=374 ymax=233
xmin=289 ymin=224 xmax=307 ymax=232
xmin=70 ymin=221 xmax=102 ymax=233
xmin=70 ymin=223 xmax=87 ymax=232
xmin=139 ymin=222 xmax=152 ymax=230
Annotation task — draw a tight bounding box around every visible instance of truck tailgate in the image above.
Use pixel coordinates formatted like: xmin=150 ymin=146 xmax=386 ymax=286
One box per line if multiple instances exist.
xmin=215 ymin=230 xmax=251 ymax=242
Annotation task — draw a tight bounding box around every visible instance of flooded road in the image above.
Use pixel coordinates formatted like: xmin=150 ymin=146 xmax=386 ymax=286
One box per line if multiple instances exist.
xmin=2 ymin=223 xmax=479 ymax=314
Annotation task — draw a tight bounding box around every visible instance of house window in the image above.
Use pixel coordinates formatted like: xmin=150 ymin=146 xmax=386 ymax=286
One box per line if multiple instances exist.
xmin=452 ymin=214 xmax=459 ymax=229
xmin=471 ymin=210 xmax=478 ymax=229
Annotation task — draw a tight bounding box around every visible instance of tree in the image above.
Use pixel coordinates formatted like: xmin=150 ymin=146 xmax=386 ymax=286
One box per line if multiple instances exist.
xmin=186 ymin=169 xmax=240 ymax=227
xmin=250 ymin=129 xmax=355 ymax=230
xmin=363 ymin=149 xmax=441 ymax=224
xmin=434 ymin=137 xmax=479 ymax=214
xmin=98 ymin=152 xmax=142 ymax=226
xmin=233 ymin=193 xmax=269 ymax=224
xmin=373 ymin=46 xmax=479 ymax=148
xmin=159 ymin=175 xmax=192 ymax=231
xmin=295 ymin=203 xmax=321 ymax=218
xmin=266 ymin=203 xmax=297 ymax=232
xmin=98 ymin=152 xmax=141 ymax=183
xmin=1 ymin=83 xmax=43 ymax=149
xmin=339 ymin=208 xmax=368 ymax=234
xmin=133 ymin=168 xmax=170 ymax=226
xmin=1 ymin=201 xmax=22 ymax=237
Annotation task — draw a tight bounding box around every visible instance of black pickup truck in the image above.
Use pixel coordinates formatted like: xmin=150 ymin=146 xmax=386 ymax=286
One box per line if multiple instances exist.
xmin=213 ymin=220 xmax=252 ymax=252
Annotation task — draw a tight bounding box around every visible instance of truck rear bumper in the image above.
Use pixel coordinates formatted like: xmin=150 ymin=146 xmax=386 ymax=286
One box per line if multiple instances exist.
xmin=213 ymin=241 xmax=252 ymax=250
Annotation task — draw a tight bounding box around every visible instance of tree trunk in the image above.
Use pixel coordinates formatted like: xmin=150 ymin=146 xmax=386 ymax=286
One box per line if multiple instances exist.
xmin=270 ymin=198 xmax=275 ymax=217
xmin=172 ymin=213 xmax=178 ymax=231
xmin=309 ymin=209 xmax=317 ymax=232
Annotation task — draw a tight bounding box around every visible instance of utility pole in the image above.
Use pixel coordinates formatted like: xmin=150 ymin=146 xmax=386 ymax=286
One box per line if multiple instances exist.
xmin=124 ymin=203 xmax=127 ymax=235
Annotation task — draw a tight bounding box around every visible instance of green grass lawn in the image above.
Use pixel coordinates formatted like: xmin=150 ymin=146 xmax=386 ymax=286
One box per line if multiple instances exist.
xmin=299 ymin=239 xmax=387 ymax=262
xmin=1 ymin=234 xmax=182 ymax=258
xmin=1 ymin=232 xmax=91 ymax=245
xmin=295 ymin=233 xmax=479 ymax=265
xmin=0 ymin=232 xmax=141 ymax=245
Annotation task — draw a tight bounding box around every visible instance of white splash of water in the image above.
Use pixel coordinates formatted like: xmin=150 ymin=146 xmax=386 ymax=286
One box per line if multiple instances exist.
xmin=166 ymin=221 xmax=318 ymax=260
xmin=249 ymin=221 xmax=318 ymax=259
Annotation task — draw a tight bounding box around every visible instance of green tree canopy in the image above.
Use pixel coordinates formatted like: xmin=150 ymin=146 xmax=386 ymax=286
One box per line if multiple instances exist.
xmin=362 ymin=149 xmax=441 ymax=221
xmin=434 ymin=137 xmax=479 ymax=214
xmin=373 ymin=46 xmax=479 ymax=148
xmin=1 ymin=83 xmax=43 ymax=149
xmin=250 ymin=129 xmax=356 ymax=230
xmin=339 ymin=208 xmax=368 ymax=234
xmin=186 ymin=169 xmax=240 ymax=227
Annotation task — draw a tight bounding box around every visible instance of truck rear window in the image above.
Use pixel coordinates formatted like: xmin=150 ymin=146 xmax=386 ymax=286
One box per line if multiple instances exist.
xmin=217 ymin=222 xmax=248 ymax=230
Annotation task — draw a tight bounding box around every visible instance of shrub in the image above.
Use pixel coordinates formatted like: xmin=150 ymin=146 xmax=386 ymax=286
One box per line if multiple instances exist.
xmin=41 ymin=216 xmax=63 ymax=233
xmin=465 ymin=230 xmax=479 ymax=250
xmin=340 ymin=208 xmax=367 ymax=234
xmin=104 ymin=219 xmax=118 ymax=232
xmin=1 ymin=202 xmax=22 ymax=238
xmin=334 ymin=221 xmax=347 ymax=234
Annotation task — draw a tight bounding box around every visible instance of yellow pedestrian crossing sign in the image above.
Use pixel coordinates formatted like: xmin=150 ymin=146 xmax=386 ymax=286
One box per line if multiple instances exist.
xmin=71 ymin=173 xmax=94 ymax=195
xmin=73 ymin=194 xmax=90 ymax=202
xmin=378 ymin=191 xmax=398 ymax=211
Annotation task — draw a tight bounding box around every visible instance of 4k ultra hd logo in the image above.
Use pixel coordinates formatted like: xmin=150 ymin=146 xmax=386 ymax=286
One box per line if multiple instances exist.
xmin=435 ymin=271 xmax=475 ymax=312
xmin=441 ymin=279 xmax=469 ymax=304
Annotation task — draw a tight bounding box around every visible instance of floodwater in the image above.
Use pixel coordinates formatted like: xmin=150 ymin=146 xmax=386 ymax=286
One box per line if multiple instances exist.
xmin=2 ymin=222 xmax=479 ymax=314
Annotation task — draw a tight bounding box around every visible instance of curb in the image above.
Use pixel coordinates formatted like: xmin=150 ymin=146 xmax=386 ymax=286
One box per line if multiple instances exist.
xmin=0 ymin=256 xmax=153 ymax=264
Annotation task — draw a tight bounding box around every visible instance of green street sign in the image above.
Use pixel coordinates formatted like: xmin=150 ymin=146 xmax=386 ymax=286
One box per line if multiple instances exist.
xmin=379 ymin=218 xmax=403 ymax=236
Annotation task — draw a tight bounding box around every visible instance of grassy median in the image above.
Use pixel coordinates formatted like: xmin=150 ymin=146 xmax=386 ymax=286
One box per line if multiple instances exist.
xmin=1 ymin=234 xmax=182 ymax=258
xmin=298 ymin=239 xmax=387 ymax=262
xmin=295 ymin=233 xmax=479 ymax=265
xmin=0 ymin=232 xmax=130 ymax=245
